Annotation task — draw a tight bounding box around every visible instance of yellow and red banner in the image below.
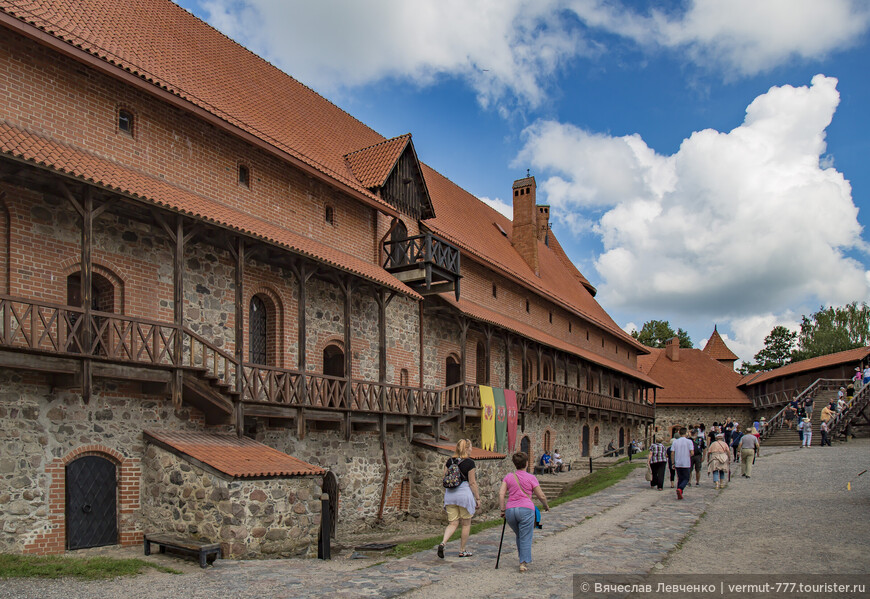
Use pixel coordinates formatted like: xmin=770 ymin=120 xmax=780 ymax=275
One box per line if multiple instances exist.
xmin=479 ymin=385 xmax=496 ymax=451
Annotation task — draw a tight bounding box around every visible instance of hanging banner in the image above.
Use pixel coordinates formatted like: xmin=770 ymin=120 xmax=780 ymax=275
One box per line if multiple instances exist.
xmin=504 ymin=389 xmax=518 ymax=452
xmin=479 ymin=385 xmax=496 ymax=451
xmin=493 ymin=387 xmax=507 ymax=453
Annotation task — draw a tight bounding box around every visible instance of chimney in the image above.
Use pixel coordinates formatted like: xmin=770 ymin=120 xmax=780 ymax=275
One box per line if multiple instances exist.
xmin=537 ymin=204 xmax=550 ymax=245
xmin=512 ymin=176 xmax=539 ymax=275
xmin=665 ymin=337 xmax=680 ymax=361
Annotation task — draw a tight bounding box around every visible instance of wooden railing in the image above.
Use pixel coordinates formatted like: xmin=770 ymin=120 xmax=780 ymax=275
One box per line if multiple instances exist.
xmin=750 ymin=379 xmax=843 ymax=409
xmin=0 ymin=296 xmax=653 ymax=421
xmin=524 ymin=380 xmax=655 ymax=419
xmin=827 ymin=383 xmax=870 ymax=438
xmin=759 ymin=378 xmax=847 ymax=441
xmin=382 ymin=232 xmax=460 ymax=276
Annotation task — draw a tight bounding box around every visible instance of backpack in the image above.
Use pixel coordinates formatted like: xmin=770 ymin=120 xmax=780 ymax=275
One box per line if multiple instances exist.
xmin=730 ymin=432 xmax=743 ymax=448
xmin=693 ymin=436 xmax=705 ymax=454
xmin=443 ymin=458 xmax=464 ymax=489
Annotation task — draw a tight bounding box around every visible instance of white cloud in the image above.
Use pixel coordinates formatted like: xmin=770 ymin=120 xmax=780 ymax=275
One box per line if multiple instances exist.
xmin=717 ymin=313 xmax=800 ymax=365
xmin=193 ymin=1 xmax=870 ymax=111
xmin=517 ymin=75 xmax=870 ymax=326
xmin=198 ymin=0 xmax=583 ymax=109
xmin=568 ymin=0 xmax=870 ymax=77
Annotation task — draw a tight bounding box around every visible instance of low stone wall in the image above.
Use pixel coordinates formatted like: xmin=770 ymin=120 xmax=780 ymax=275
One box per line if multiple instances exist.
xmin=141 ymin=445 xmax=322 ymax=558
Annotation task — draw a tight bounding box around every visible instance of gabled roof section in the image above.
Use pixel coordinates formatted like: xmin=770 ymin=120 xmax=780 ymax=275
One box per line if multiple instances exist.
xmin=641 ymin=348 xmax=751 ymax=406
xmin=738 ymin=346 xmax=870 ymax=387
xmin=0 ymin=120 xmax=421 ymax=299
xmin=144 ymin=430 xmax=324 ymax=478
xmin=703 ymin=326 xmax=739 ymax=362
xmin=345 ymin=134 xmax=410 ymax=189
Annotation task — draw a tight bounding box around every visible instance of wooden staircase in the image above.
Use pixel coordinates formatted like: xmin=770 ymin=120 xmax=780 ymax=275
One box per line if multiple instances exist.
xmin=181 ymin=367 xmax=237 ymax=424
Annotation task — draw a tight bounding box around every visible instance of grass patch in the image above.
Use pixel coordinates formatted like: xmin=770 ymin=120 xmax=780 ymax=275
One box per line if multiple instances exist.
xmin=390 ymin=461 xmax=644 ymax=559
xmin=550 ymin=461 xmax=645 ymax=508
xmin=615 ymin=450 xmax=649 ymax=464
xmin=0 ymin=554 xmax=181 ymax=580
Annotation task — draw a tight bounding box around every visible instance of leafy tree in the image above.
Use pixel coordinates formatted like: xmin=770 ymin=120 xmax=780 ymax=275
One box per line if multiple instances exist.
xmin=792 ymin=302 xmax=870 ymax=361
xmin=630 ymin=320 xmax=692 ymax=348
xmin=738 ymin=325 xmax=796 ymax=374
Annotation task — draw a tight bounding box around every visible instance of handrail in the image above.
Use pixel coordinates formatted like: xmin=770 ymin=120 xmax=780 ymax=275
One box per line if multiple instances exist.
xmin=523 ymin=380 xmax=655 ymax=418
xmin=758 ymin=378 xmax=849 ymax=442
xmin=751 ymin=378 xmax=846 ymax=409
xmin=827 ymin=384 xmax=870 ymax=438
xmin=382 ymin=232 xmax=461 ymax=274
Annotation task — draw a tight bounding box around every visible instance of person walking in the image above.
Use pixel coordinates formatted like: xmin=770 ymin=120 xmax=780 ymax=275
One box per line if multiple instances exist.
xmin=820 ymin=419 xmax=831 ymax=447
xmin=691 ymin=429 xmax=706 ymax=486
xmin=498 ymin=451 xmax=549 ymax=572
xmin=730 ymin=424 xmax=743 ymax=463
xmin=739 ymin=429 xmax=759 ymax=478
xmin=666 ymin=437 xmax=677 ymax=489
xmin=437 ymin=439 xmax=480 ymax=559
xmin=671 ymin=427 xmax=694 ymax=500
xmin=647 ymin=437 xmax=667 ymax=490
xmin=799 ymin=417 xmax=813 ymax=448
xmin=707 ymin=432 xmax=731 ymax=489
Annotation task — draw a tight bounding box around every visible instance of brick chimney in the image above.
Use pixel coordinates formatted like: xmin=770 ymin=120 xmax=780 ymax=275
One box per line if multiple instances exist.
xmin=536 ymin=204 xmax=550 ymax=245
xmin=512 ymin=176 xmax=539 ymax=275
xmin=665 ymin=337 xmax=680 ymax=361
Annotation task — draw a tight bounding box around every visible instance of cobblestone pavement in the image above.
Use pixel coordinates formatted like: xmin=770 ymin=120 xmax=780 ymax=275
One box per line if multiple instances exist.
xmin=2 ymin=440 xmax=867 ymax=599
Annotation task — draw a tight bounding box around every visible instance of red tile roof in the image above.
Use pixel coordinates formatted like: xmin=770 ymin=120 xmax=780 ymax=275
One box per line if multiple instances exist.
xmin=0 ymin=120 xmax=421 ymax=299
xmin=738 ymin=346 xmax=870 ymax=387
xmin=143 ymin=430 xmax=324 ymax=478
xmin=439 ymin=295 xmax=660 ymax=387
xmin=344 ymin=134 xmax=410 ymax=189
xmin=639 ymin=348 xmax=751 ymax=406
xmin=1 ymin=0 xmax=641 ymax=355
xmin=412 ymin=438 xmax=506 ymax=460
xmin=702 ymin=327 xmax=739 ymax=362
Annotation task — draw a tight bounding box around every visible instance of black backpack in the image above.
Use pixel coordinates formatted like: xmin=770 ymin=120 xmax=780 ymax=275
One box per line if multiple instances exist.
xmin=693 ymin=436 xmax=705 ymax=454
xmin=443 ymin=458 xmax=464 ymax=488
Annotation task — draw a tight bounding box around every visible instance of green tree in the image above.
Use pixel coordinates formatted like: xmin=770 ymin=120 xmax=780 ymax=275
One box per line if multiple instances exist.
xmin=792 ymin=302 xmax=870 ymax=361
xmin=630 ymin=320 xmax=692 ymax=348
xmin=738 ymin=325 xmax=797 ymax=374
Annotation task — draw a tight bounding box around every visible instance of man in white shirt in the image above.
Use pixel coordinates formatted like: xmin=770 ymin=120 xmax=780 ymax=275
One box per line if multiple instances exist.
xmin=671 ymin=427 xmax=694 ymax=500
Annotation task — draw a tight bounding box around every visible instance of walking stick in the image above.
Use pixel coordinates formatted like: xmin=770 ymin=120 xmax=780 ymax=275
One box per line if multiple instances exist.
xmin=495 ymin=518 xmax=507 ymax=569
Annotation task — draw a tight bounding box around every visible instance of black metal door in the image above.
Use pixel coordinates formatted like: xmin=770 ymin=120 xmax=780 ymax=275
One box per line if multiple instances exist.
xmin=249 ymin=296 xmax=267 ymax=365
xmin=618 ymin=427 xmax=625 ymax=455
xmin=322 ymin=471 xmax=338 ymax=539
xmin=66 ymin=456 xmax=118 ymax=550
xmin=581 ymin=425 xmax=590 ymax=457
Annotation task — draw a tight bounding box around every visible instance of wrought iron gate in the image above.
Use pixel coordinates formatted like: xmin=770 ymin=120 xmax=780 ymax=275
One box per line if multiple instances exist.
xmin=66 ymin=456 xmax=118 ymax=550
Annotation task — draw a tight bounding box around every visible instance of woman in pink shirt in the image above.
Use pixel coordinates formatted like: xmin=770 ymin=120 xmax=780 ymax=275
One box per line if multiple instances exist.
xmin=498 ymin=452 xmax=550 ymax=572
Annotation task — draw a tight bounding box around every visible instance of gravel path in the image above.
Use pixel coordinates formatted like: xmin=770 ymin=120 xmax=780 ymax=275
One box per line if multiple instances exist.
xmin=2 ymin=440 xmax=867 ymax=598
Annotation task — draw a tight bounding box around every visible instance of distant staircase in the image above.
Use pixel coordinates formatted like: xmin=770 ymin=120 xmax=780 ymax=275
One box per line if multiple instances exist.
xmin=761 ymin=389 xmax=836 ymax=447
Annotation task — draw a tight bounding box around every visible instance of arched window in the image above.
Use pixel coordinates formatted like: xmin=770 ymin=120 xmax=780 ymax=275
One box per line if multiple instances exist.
xmin=522 ymin=357 xmax=534 ymax=390
xmin=445 ymin=355 xmax=461 ymax=386
xmin=67 ymin=272 xmax=114 ymax=313
xmin=249 ymin=295 xmax=268 ymax=365
xmin=475 ymin=341 xmax=486 ymax=385
xmin=593 ymin=426 xmax=600 ymax=446
xmin=323 ymin=344 xmax=345 ymax=378
xmin=542 ymin=357 xmax=554 ymax=382
xmin=400 ymin=368 xmax=409 ymax=386
xmin=543 ymin=430 xmax=552 ymax=453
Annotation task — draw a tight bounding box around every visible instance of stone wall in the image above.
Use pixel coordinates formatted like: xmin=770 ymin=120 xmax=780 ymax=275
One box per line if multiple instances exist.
xmin=141 ymin=445 xmax=321 ymax=558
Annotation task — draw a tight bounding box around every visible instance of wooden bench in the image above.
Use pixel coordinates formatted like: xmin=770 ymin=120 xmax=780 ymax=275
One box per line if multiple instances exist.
xmin=143 ymin=533 xmax=221 ymax=568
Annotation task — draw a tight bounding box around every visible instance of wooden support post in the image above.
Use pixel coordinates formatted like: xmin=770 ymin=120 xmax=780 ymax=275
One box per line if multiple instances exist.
xmin=341 ymin=277 xmax=353 ymax=411
xmin=418 ymin=301 xmax=424 ymax=390
xmin=504 ymin=334 xmax=511 ymax=390
xmin=232 ymin=238 xmax=245 ymax=437
xmin=457 ymin=316 xmax=469 ymax=384
xmin=292 ymin=262 xmax=313 ymax=409
xmin=483 ymin=325 xmax=493 ymax=386
xmin=80 ymin=187 xmax=93 ymax=403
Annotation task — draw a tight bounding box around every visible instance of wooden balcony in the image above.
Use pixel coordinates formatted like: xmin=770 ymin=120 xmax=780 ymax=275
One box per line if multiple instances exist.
xmin=524 ymin=380 xmax=655 ymax=420
xmin=383 ymin=232 xmax=461 ymax=299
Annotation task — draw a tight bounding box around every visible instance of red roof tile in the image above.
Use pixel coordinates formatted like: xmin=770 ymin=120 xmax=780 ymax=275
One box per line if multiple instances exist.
xmin=0 ymin=120 xmax=421 ymax=299
xmin=439 ymin=295 xmax=660 ymax=387
xmin=702 ymin=327 xmax=739 ymax=361
xmin=640 ymin=348 xmax=751 ymax=406
xmin=739 ymin=346 xmax=870 ymax=387
xmin=412 ymin=438 xmax=506 ymax=460
xmin=144 ymin=430 xmax=324 ymax=478
xmin=344 ymin=134 xmax=410 ymax=189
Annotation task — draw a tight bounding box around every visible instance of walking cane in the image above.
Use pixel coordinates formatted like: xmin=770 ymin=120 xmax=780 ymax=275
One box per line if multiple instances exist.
xmin=495 ymin=518 xmax=507 ymax=569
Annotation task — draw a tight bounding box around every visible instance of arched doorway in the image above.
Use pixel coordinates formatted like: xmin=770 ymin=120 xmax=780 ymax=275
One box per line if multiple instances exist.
xmin=581 ymin=425 xmax=590 ymax=457
xmin=543 ymin=430 xmax=552 ymax=453
xmin=445 ymin=355 xmax=461 ymax=386
xmin=249 ymin=295 xmax=268 ymax=365
xmin=323 ymin=344 xmax=344 ymax=377
xmin=542 ymin=358 xmax=554 ymax=382
xmin=318 ymin=471 xmax=339 ymax=558
xmin=520 ymin=436 xmax=531 ymax=471
xmin=522 ymin=357 xmax=534 ymax=390
xmin=67 ymin=272 xmax=114 ymax=353
xmin=618 ymin=427 xmax=625 ymax=454
xmin=66 ymin=455 xmax=118 ymax=550
xmin=390 ymin=220 xmax=409 ymax=267
xmin=593 ymin=426 xmax=600 ymax=446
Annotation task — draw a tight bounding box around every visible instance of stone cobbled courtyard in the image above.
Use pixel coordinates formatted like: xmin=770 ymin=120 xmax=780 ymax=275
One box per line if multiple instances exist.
xmin=2 ymin=440 xmax=868 ymax=599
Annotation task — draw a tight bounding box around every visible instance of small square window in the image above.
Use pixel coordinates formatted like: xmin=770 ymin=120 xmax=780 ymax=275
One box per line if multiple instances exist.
xmin=238 ymin=164 xmax=250 ymax=188
xmin=118 ymin=109 xmax=134 ymax=135
xmin=549 ymin=312 xmax=553 ymax=324
xmin=569 ymin=322 xmax=572 ymax=333
xmin=325 ymin=206 xmax=335 ymax=225
xmin=525 ymin=300 xmax=530 ymax=313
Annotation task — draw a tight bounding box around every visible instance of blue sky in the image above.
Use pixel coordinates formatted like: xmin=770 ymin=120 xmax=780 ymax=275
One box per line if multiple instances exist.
xmin=175 ymin=0 xmax=870 ymax=363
